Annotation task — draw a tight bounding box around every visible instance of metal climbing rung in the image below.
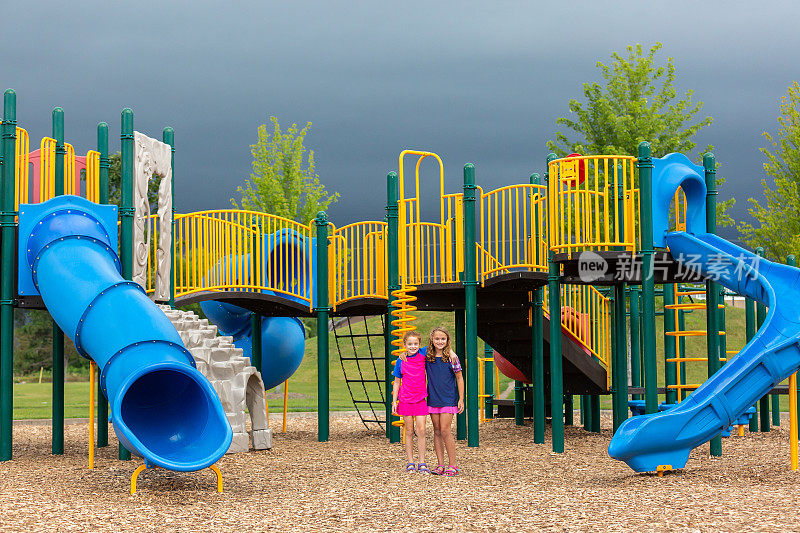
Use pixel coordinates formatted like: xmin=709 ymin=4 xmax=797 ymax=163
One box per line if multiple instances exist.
xmin=339 ymin=356 xmax=385 ymax=362
xmin=345 ymin=378 xmax=384 ymax=384
xmin=352 ymin=400 xmax=387 ymax=405
xmin=333 ymin=333 xmax=385 ymax=339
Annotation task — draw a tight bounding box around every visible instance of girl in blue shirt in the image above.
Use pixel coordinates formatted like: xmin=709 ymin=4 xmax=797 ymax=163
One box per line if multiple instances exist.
xmin=424 ymin=327 xmax=464 ymax=476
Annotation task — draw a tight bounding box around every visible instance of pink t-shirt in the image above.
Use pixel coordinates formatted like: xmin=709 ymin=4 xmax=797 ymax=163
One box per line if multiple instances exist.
xmin=393 ymin=352 xmax=427 ymax=403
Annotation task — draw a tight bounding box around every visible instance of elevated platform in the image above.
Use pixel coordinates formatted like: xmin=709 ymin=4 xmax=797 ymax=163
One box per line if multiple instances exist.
xmin=554 ymin=251 xmax=706 ymax=285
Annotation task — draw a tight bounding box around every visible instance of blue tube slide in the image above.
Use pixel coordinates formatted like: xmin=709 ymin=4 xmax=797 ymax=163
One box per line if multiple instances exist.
xmin=608 ymin=231 xmax=800 ymax=472
xmin=18 ymin=196 xmax=232 ymax=471
xmin=200 ymin=300 xmax=305 ymax=390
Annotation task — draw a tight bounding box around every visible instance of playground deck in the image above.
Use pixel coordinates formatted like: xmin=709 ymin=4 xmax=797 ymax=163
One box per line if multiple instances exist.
xmin=2 ymin=413 xmax=799 ymax=532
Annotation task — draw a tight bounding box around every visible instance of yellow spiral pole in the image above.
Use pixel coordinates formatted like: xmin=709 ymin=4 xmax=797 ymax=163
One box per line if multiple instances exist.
xmin=390 ymin=285 xmax=417 ymax=442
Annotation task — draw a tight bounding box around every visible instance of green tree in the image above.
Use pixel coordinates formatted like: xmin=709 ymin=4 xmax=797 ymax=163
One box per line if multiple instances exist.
xmin=739 ymin=82 xmax=800 ymax=259
xmin=548 ymin=43 xmax=734 ymax=226
xmin=232 ymin=117 xmax=339 ymax=223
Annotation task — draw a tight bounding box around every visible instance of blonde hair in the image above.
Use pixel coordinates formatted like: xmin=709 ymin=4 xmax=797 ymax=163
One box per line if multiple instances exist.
xmin=403 ymin=330 xmax=422 ymax=345
xmin=426 ymin=326 xmax=452 ymax=363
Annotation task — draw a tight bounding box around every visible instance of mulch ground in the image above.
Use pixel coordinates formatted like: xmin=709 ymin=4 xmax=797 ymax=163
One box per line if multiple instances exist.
xmin=1 ymin=412 xmax=799 ymax=532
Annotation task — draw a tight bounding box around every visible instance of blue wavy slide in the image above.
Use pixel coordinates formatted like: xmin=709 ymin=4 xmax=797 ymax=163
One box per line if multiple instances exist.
xmin=17 ymin=196 xmax=232 ymax=471
xmin=609 ymin=230 xmax=800 ymax=472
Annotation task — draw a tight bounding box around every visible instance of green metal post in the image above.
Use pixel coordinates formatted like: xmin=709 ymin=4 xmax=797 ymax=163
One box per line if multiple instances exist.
xmin=96 ymin=122 xmax=110 ymax=448
xmin=546 ymin=152 xmax=564 ymax=452
xmin=613 ymin=283 xmax=628 ymax=432
xmin=315 ymin=212 xmax=330 ymax=442
xmin=637 ymin=142 xmax=658 ymax=414
xmin=755 ymin=248 xmax=770 ymax=432
xmin=0 ymin=90 xmax=16 ymax=461
xmin=591 ymin=393 xmax=600 ymax=433
xmin=703 ymin=153 xmax=722 ymax=456
xmin=119 ymin=108 xmax=134 ymax=461
xmin=513 ymin=380 xmax=523 ymax=426
xmin=630 ymin=286 xmax=642 ymax=400
xmin=548 ymin=253 xmax=564 ymax=452
xmin=463 ymin=163 xmax=479 ymax=447
xmin=455 ymin=309 xmax=467 ymax=441
xmin=250 ymin=223 xmax=262 ymax=373
xmin=51 ymin=107 xmax=65 ymax=456
xmin=162 ymin=127 xmax=176 ymax=308
xmin=663 ymin=284 xmax=678 ymax=404
xmin=250 ymin=312 xmax=262 ymax=372
xmin=531 ymin=173 xmax=545 ymax=444
xmin=564 ymin=394 xmax=573 ymax=426
xmin=745 ymin=293 xmax=758 ymax=432
xmin=484 ymin=345 xmax=494 ymax=421
xmin=385 ymin=171 xmax=400 ymax=443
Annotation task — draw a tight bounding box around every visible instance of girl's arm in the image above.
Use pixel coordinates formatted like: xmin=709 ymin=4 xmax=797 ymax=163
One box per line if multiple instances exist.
xmin=449 ymin=349 xmax=459 ymax=365
xmin=391 ymin=377 xmax=401 ymax=414
xmin=455 ymin=370 xmax=465 ymax=413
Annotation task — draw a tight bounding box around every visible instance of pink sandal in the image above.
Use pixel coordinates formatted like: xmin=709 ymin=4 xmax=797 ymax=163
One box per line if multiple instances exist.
xmin=432 ymin=465 xmax=446 ymax=475
xmin=444 ymin=466 xmax=460 ymax=476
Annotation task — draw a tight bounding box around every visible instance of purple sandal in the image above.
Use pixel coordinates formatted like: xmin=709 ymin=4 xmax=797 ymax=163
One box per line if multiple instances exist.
xmin=417 ymin=463 xmax=431 ymax=475
xmin=405 ymin=462 xmax=416 ymax=473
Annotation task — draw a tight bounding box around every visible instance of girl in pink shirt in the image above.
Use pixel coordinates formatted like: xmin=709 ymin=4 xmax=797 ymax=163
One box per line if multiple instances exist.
xmin=391 ymin=330 xmax=430 ymax=474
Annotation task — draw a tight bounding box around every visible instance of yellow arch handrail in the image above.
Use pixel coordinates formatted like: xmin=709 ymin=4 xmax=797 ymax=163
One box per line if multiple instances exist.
xmin=13 ymin=126 xmax=29 ymax=210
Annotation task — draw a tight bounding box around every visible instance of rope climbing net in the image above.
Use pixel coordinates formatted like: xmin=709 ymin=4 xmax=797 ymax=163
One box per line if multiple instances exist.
xmin=332 ymin=315 xmax=388 ymax=430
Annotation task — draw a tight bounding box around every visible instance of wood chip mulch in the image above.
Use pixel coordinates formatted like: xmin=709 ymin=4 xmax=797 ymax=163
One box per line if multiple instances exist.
xmin=1 ymin=412 xmax=799 ymax=532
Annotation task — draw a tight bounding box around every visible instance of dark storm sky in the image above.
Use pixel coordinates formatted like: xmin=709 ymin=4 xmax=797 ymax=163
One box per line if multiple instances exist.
xmin=3 ymin=1 xmax=799 ymax=238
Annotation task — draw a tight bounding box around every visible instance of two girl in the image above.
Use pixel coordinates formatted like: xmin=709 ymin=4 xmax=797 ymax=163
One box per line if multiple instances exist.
xmin=391 ymin=327 xmax=464 ymax=476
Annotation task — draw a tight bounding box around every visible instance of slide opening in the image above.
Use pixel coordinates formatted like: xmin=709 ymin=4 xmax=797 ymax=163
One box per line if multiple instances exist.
xmin=120 ymin=368 xmax=227 ymax=464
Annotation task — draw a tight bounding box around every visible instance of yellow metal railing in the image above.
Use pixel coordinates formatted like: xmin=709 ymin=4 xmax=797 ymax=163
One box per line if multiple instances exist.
xmin=480 ymin=183 xmax=548 ymax=280
xmin=478 ymin=354 xmax=500 ymax=424
xmin=13 ymin=126 xmax=29 ymax=210
xmin=29 ymin=137 xmax=99 ymax=204
xmin=173 ymin=210 xmax=314 ymax=307
xmin=331 ymin=221 xmax=388 ymax=307
xmin=145 ymin=214 xmax=161 ymax=295
xmin=85 ymin=150 xmax=100 ymax=203
xmin=548 ymin=155 xmax=638 ymax=255
xmin=543 ymin=283 xmax=612 ymax=389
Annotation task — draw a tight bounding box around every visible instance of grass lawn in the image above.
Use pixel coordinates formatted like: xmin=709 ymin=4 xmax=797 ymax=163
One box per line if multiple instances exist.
xmin=13 ymin=300 xmax=793 ymax=420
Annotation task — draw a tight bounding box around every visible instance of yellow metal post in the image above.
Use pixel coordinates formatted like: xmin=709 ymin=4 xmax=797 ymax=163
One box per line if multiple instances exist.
xmin=791 ymin=373 xmax=798 ymax=471
xmin=283 ymin=379 xmax=289 ymax=433
xmin=89 ymin=362 xmax=95 ymax=469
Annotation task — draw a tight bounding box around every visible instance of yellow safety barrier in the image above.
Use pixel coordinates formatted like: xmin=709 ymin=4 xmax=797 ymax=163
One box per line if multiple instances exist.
xmin=477 ymin=355 xmax=500 ymax=423
xmin=548 ymin=155 xmax=638 ymax=255
xmin=173 ymin=210 xmax=314 ymax=307
xmin=331 ymin=221 xmax=388 ymax=307
xmin=85 ymin=150 xmax=100 ymax=203
xmin=480 ymin=183 xmax=548 ymax=280
xmin=13 ymin=126 xmax=29 ymax=210
xmin=39 ymin=137 xmax=56 ymax=201
xmin=32 ymin=137 xmax=99 ymax=204
xmin=542 ymin=283 xmax=612 ymax=390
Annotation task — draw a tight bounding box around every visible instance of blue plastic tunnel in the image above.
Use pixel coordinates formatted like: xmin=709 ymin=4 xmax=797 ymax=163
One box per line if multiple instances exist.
xmin=18 ymin=196 xmax=232 ymax=471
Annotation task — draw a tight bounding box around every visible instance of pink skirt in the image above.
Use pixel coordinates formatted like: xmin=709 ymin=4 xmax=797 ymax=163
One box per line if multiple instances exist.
xmin=397 ymin=399 xmax=428 ymax=417
xmin=428 ymin=406 xmax=459 ymax=414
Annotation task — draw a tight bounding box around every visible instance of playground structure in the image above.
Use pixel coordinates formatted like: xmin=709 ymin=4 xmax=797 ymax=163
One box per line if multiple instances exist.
xmin=1 ymin=88 xmax=799 ymax=480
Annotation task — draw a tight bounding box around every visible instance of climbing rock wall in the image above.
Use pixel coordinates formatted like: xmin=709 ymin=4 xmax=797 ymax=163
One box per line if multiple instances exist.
xmin=159 ymin=305 xmax=272 ymax=452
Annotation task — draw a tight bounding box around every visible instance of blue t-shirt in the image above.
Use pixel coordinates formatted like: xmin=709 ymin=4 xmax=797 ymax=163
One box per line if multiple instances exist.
xmin=420 ymin=347 xmax=462 ymax=408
